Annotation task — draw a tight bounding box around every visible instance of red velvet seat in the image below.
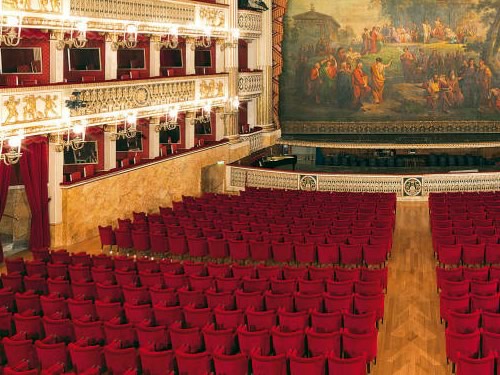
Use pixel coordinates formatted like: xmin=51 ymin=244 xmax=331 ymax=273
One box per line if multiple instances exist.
xmin=327 ymin=354 xmax=367 ymax=375
xmin=306 ymin=327 xmax=341 ymax=357
xmin=139 ymin=348 xmax=175 ymax=375
xmin=288 ymin=350 xmax=326 ymax=375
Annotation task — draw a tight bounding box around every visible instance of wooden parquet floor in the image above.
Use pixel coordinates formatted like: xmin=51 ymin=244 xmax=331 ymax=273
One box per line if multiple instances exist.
xmin=0 ymin=201 xmax=449 ymax=375
xmin=373 ymin=201 xmax=447 ymax=375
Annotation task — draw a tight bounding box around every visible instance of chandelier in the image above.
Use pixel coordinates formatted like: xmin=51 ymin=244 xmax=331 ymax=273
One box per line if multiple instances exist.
xmin=111 ymin=24 xmax=138 ymax=50
xmin=156 ymin=26 xmax=179 ymax=49
xmin=0 ymin=16 xmax=22 ymax=47
xmin=54 ymin=123 xmax=86 ymax=152
xmin=0 ymin=135 xmax=23 ymax=165
xmin=114 ymin=113 xmax=138 ymax=139
xmin=195 ymin=102 xmax=212 ymax=123
xmin=156 ymin=107 xmax=179 ymax=132
xmin=55 ymin=19 xmax=88 ymax=50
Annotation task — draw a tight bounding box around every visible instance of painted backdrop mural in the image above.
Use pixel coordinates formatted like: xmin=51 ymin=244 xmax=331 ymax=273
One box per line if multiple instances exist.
xmin=279 ymin=0 xmax=500 ymax=123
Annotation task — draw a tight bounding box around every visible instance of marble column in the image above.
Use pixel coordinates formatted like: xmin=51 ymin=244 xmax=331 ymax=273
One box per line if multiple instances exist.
xmin=247 ymin=98 xmax=257 ymax=130
xmin=105 ymin=34 xmax=118 ymax=80
xmin=215 ymin=108 xmax=225 ymax=141
xmin=148 ymin=117 xmax=160 ymax=159
xmin=184 ymin=111 xmax=196 ymax=149
xmin=103 ymin=127 xmax=117 ymax=170
xmin=256 ymin=5 xmax=274 ymax=132
xmin=49 ymin=34 xmax=64 ymax=83
xmin=186 ymin=38 xmax=196 ymax=75
xmin=247 ymin=40 xmax=258 ymax=71
xmin=224 ymin=0 xmax=240 ymax=143
xmin=215 ymin=40 xmax=226 ymax=74
xmin=150 ymin=38 xmax=161 ymax=78
xmin=48 ymin=138 xmax=64 ymax=225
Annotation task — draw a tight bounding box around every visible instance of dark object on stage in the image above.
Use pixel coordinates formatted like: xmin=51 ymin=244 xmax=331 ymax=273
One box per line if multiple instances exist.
xmin=259 ymin=155 xmax=297 ymax=170
xmin=239 ymin=0 xmax=269 ymax=11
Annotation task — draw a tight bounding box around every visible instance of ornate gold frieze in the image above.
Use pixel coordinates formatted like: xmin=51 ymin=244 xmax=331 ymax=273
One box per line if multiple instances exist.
xmin=199 ymin=79 xmax=225 ymax=100
xmin=282 ymin=121 xmax=500 ymax=135
xmin=1 ymin=92 xmax=62 ymax=126
xmin=198 ymin=7 xmax=225 ymax=28
xmin=2 ymin=0 xmax=61 ymax=13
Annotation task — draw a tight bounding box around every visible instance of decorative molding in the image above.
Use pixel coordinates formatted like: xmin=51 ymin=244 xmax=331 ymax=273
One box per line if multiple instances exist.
xmin=238 ymin=10 xmax=263 ymax=38
xmin=238 ymin=71 xmax=263 ymax=99
xmin=227 ymin=166 xmax=500 ymax=197
xmin=281 ymin=121 xmax=500 ymax=135
xmin=2 ymin=0 xmax=62 ymax=13
xmin=276 ymin=138 xmax=500 ymax=150
xmin=0 ymin=74 xmax=229 ymax=138
xmin=198 ymin=6 xmax=226 ymax=28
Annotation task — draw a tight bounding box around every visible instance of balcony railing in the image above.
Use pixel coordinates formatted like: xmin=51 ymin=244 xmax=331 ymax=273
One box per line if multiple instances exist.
xmin=238 ymin=10 xmax=263 ymax=38
xmin=240 ymin=128 xmax=264 ymax=153
xmin=227 ymin=166 xmax=500 ymax=198
xmin=0 ymin=74 xmax=229 ymax=137
xmin=238 ymin=71 xmax=263 ymax=99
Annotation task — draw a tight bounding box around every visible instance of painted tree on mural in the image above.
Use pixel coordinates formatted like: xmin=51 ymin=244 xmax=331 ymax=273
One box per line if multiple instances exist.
xmin=477 ymin=0 xmax=500 ymax=75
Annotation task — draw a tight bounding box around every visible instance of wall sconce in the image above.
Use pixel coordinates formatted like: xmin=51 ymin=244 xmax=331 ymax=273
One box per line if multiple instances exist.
xmin=55 ymin=19 xmax=88 ymax=50
xmin=156 ymin=107 xmax=179 ymax=132
xmin=0 ymin=15 xmax=22 ymax=47
xmin=111 ymin=24 xmax=138 ymax=50
xmin=54 ymin=122 xmax=86 ymax=152
xmin=193 ymin=25 xmax=212 ymax=49
xmin=195 ymin=102 xmax=212 ymax=123
xmin=113 ymin=113 xmax=138 ymax=139
xmin=220 ymin=28 xmax=240 ymax=51
xmin=228 ymin=96 xmax=240 ymax=112
xmin=0 ymin=135 xmax=23 ymax=165
xmin=156 ymin=26 xmax=179 ymax=49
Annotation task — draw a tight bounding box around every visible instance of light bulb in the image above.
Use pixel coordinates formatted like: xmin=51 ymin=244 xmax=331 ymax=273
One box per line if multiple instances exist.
xmin=126 ymin=114 xmax=137 ymax=125
xmin=73 ymin=124 xmax=85 ymax=134
xmin=169 ymin=26 xmax=179 ymax=36
xmin=232 ymin=97 xmax=240 ymax=109
xmin=203 ymin=103 xmax=212 ymax=113
xmin=168 ymin=108 xmax=178 ymax=118
xmin=76 ymin=20 xmax=87 ymax=33
xmin=232 ymin=29 xmax=240 ymax=39
xmin=6 ymin=16 xmax=20 ymax=27
xmin=8 ymin=136 xmax=22 ymax=149
xmin=203 ymin=26 xmax=212 ymax=37
xmin=126 ymin=24 xmax=138 ymax=34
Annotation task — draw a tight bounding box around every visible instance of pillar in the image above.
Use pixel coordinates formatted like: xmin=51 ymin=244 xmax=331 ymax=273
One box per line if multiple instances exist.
xmin=105 ymin=34 xmax=118 ymax=80
xmin=224 ymin=0 xmax=240 ymax=143
xmin=186 ymin=38 xmax=196 ymax=75
xmin=103 ymin=126 xmax=117 ymax=170
xmin=48 ymin=138 xmax=64 ymax=224
xmin=49 ymin=35 xmax=64 ymax=83
xmin=247 ymin=40 xmax=258 ymax=70
xmin=215 ymin=108 xmax=225 ymax=141
xmin=150 ymin=38 xmax=161 ymax=77
xmin=215 ymin=40 xmax=225 ymax=74
xmin=256 ymin=5 xmax=274 ymax=132
xmin=148 ymin=117 xmax=160 ymax=159
xmin=185 ymin=111 xmax=196 ymax=149
xmin=247 ymin=98 xmax=257 ymax=130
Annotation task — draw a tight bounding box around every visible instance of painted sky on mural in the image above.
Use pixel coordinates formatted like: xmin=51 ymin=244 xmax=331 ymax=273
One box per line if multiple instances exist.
xmin=287 ymin=0 xmax=390 ymax=36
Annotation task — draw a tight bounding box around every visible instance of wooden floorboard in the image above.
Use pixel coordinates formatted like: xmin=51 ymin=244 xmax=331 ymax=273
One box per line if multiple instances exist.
xmin=1 ymin=201 xmax=449 ymax=375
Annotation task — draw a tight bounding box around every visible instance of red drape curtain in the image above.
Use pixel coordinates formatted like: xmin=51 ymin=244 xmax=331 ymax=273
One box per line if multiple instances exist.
xmin=19 ymin=137 xmax=50 ymax=250
xmin=0 ymin=164 xmax=12 ymax=262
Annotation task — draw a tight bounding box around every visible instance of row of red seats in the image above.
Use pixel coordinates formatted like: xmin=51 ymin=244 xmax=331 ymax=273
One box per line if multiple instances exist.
xmin=432 ymin=193 xmax=500 ymax=374
xmin=1 ymin=333 xmax=370 ymax=375
xmin=436 ymin=243 xmax=500 ymax=266
xmin=107 ymin=234 xmax=391 ymax=266
xmin=445 ymin=328 xmax=500 ymax=374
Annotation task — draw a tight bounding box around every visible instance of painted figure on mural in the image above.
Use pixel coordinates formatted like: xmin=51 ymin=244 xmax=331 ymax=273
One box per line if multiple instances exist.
xmin=280 ymin=0 xmax=499 ymax=122
xmin=370 ymin=57 xmax=392 ymax=104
